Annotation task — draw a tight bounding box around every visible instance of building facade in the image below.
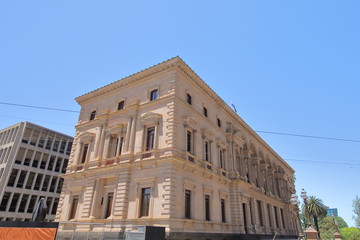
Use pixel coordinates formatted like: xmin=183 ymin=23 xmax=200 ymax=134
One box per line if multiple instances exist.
xmin=0 ymin=122 xmax=72 ymax=221
xmin=56 ymin=57 xmax=300 ymax=239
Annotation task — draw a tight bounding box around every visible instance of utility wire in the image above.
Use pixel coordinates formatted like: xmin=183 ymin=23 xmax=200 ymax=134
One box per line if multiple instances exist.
xmin=256 ymin=130 xmax=360 ymax=143
xmin=1 ymin=101 xmax=359 ymax=143
xmin=0 ymin=101 xmax=79 ymax=113
xmin=285 ymin=158 xmax=360 ymax=167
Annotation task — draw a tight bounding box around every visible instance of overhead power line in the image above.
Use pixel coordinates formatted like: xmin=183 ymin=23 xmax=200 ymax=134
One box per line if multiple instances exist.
xmin=285 ymin=158 xmax=360 ymax=167
xmin=0 ymin=101 xmax=79 ymax=113
xmin=256 ymin=130 xmax=360 ymax=143
xmin=1 ymin=101 xmax=359 ymax=143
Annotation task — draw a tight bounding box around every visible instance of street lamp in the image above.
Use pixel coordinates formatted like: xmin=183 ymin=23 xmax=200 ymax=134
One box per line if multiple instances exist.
xmin=290 ymin=193 xmax=305 ymax=240
xmin=300 ymin=188 xmax=319 ymax=240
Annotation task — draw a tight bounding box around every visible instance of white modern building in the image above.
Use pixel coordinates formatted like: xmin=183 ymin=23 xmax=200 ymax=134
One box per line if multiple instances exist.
xmin=0 ymin=122 xmax=73 ymax=221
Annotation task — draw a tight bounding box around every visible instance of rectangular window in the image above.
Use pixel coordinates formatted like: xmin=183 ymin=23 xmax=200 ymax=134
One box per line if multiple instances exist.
xmin=25 ymin=172 xmax=35 ymax=189
xmin=18 ymin=194 xmax=29 ymax=213
xmin=0 ymin=192 xmax=11 ymax=211
xmin=57 ymin=178 xmax=64 ymax=193
xmin=219 ymin=149 xmax=225 ymax=169
xmin=30 ymin=130 xmax=39 ymax=146
xmin=105 ymin=192 xmax=114 ymax=218
xmin=15 ymin=148 xmax=25 ymax=164
xmin=49 ymin=176 xmax=57 ymax=192
xmin=9 ymin=193 xmax=20 ymax=212
xmin=267 ymin=204 xmax=272 ymax=227
xmin=274 ymin=206 xmax=279 ymax=228
xmin=187 ymin=130 xmax=192 ymax=153
xmin=59 ymin=140 xmax=66 ymax=154
xmin=118 ymin=101 xmax=125 ymax=110
xmin=40 ymin=154 xmax=48 ymax=169
xmin=27 ymin=195 xmax=37 ymax=213
xmin=145 ymin=127 xmax=155 ymax=151
xmin=185 ymin=190 xmax=191 ymax=219
xmin=186 ymin=93 xmax=192 ymax=105
xmin=243 ymin=203 xmax=248 ymax=233
xmin=150 ymin=89 xmax=158 ymax=101
xmin=32 ymin=152 xmax=41 ymax=168
xmin=89 ymin=111 xmax=96 ymax=121
xmin=221 ymin=199 xmax=226 ymax=222
xmin=204 ymin=141 xmax=210 ymax=162
xmin=217 ymin=118 xmax=221 ymax=128
xmin=42 ymin=175 xmax=51 ymax=191
xmin=140 ymin=188 xmax=151 ymax=217
xmin=257 ymin=200 xmax=264 ymax=226
xmin=24 ymin=149 xmax=33 ymax=166
xmin=47 ymin=156 xmax=55 ymax=171
xmin=16 ymin=170 xmax=27 ymax=188
xmin=38 ymin=132 xmax=46 ymax=148
xmin=45 ymin=134 xmax=53 ymax=150
xmin=51 ymin=198 xmax=59 ymax=215
xmin=280 ymin=208 xmax=285 ymax=228
xmin=81 ymin=144 xmax=89 ymax=164
xmin=46 ymin=197 xmax=52 ymax=214
xmin=54 ymin=157 xmax=62 ymax=172
xmin=7 ymin=169 xmax=19 ymax=187
xmin=205 ymin=195 xmax=210 ymax=221
xmin=203 ymin=107 xmax=208 ymax=117
xmin=34 ymin=174 xmax=43 ymax=190
xmin=69 ymin=196 xmax=79 ymax=220
xmin=66 ymin=142 xmax=72 ymax=155
xmin=62 ymin=159 xmax=69 ymax=174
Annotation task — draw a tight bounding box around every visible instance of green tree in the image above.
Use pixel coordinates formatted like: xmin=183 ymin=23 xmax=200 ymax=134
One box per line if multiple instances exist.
xmin=353 ymin=195 xmax=360 ymax=228
xmin=340 ymin=227 xmax=360 ymax=240
xmin=302 ymin=196 xmax=327 ymax=236
xmin=319 ymin=216 xmax=348 ymax=240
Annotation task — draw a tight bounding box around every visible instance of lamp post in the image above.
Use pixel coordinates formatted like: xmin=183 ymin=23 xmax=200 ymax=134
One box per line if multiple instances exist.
xmin=290 ymin=193 xmax=305 ymax=240
xmin=300 ymin=188 xmax=319 ymax=240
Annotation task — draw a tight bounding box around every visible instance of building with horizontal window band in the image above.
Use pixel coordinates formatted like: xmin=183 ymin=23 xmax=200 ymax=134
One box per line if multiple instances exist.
xmin=56 ymin=57 xmax=300 ymax=239
xmin=0 ymin=122 xmax=73 ymax=222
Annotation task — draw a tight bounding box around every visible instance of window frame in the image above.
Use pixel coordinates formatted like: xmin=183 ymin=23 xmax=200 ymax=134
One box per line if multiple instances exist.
xmin=145 ymin=126 xmax=155 ymax=151
xmin=117 ymin=100 xmax=125 ymax=110
xmin=149 ymin=89 xmax=158 ymax=101
xmin=184 ymin=189 xmax=191 ymax=219
xmin=186 ymin=93 xmax=192 ymax=105
xmin=139 ymin=187 xmax=151 ymax=217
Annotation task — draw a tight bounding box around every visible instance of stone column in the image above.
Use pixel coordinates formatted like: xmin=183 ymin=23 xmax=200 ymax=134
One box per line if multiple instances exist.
xmin=89 ymin=179 xmax=101 ymax=219
xmin=93 ymin=126 xmax=103 ymax=157
xmin=97 ymin=128 xmax=106 ymax=158
xmin=102 ymin=132 xmax=111 ymax=159
xmin=123 ymin=117 xmax=132 ymax=152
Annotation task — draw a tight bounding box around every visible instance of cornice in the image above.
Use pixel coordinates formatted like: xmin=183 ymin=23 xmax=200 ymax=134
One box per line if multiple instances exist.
xmin=75 ymin=56 xmax=294 ymax=173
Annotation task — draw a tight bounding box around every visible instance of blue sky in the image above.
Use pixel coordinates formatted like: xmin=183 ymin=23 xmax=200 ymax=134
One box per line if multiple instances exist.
xmin=1 ymin=1 xmax=359 ymax=227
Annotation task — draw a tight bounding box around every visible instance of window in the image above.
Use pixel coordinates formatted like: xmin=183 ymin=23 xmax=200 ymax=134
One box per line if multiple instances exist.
xmin=204 ymin=140 xmax=210 ymax=162
xmin=217 ymin=118 xmax=221 ymax=128
xmin=62 ymin=159 xmax=69 ymax=173
xmin=80 ymin=143 xmax=89 ymax=164
xmin=257 ymin=200 xmax=264 ymax=226
xmin=47 ymin=156 xmax=55 ymax=171
xmin=0 ymin=192 xmax=11 ymax=211
xmin=221 ymin=199 xmax=226 ymax=222
xmin=57 ymin=178 xmax=64 ymax=193
xmin=66 ymin=142 xmax=72 ymax=155
xmin=145 ymin=127 xmax=155 ymax=151
xmin=118 ymin=101 xmax=125 ymax=110
xmin=185 ymin=190 xmax=191 ymax=219
xmin=18 ymin=194 xmax=29 ymax=213
xmin=89 ymin=110 xmax=96 ymax=121
xmin=105 ymin=192 xmax=114 ymax=218
xmin=42 ymin=175 xmax=51 ymax=191
xmin=140 ymin=188 xmax=151 ymax=217
xmin=16 ymin=170 xmax=27 ymax=188
xmin=205 ymin=195 xmax=210 ymax=221
xmin=51 ymin=198 xmax=59 ymax=215
xmin=46 ymin=197 xmax=52 ymax=214
xmin=7 ymin=169 xmax=18 ymax=187
xmin=69 ymin=196 xmax=79 ymax=220
xmin=274 ymin=206 xmax=279 ymax=228
xmin=40 ymin=154 xmax=48 ymax=169
xmin=186 ymin=93 xmax=192 ymax=105
xmin=27 ymin=196 xmax=37 ymax=213
xmin=49 ymin=177 xmax=57 ymax=192
xmin=59 ymin=140 xmax=66 ymax=154
xmin=34 ymin=174 xmax=43 ymax=190
xmin=280 ymin=208 xmax=285 ymax=228
xmin=203 ymin=107 xmax=208 ymax=117
xmin=25 ymin=172 xmax=35 ymax=189
xmin=219 ymin=149 xmax=225 ymax=169
xmin=186 ymin=130 xmax=193 ymax=154
xmin=243 ymin=203 xmax=248 ymax=233
xmin=45 ymin=134 xmax=53 ymax=150
xmin=150 ymin=89 xmax=158 ymax=101
xmin=9 ymin=193 xmax=20 ymax=212
xmin=267 ymin=204 xmax=272 ymax=228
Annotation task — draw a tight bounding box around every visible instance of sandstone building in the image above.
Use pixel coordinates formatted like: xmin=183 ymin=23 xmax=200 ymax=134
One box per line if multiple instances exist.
xmin=0 ymin=122 xmax=72 ymax=221
xmin=56 ymin=57 xmax=300 ymax=239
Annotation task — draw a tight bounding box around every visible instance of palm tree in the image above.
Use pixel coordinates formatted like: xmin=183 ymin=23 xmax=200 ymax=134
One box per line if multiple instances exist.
xmin=302 ymin=196 xmax=327 ymax=237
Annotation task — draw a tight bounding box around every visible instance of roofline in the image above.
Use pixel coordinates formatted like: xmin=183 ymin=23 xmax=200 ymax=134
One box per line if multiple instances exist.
xmin=75 ymin=56 xmax=294 ymax=173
